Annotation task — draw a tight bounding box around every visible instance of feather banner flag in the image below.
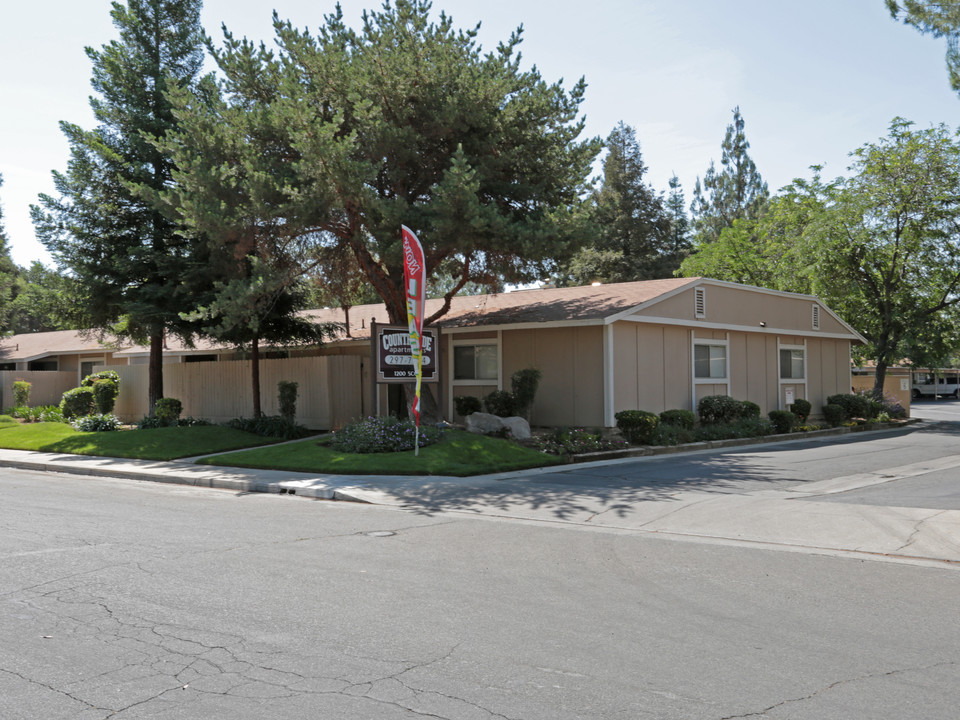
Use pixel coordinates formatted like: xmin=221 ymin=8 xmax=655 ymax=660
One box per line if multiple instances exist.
xmin=401 ymin=225 xmax=426 ymax=454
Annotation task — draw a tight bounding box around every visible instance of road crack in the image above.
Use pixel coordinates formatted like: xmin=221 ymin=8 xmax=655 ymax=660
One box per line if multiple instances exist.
xmin=720 ymin=660 xmax=959 ymax=719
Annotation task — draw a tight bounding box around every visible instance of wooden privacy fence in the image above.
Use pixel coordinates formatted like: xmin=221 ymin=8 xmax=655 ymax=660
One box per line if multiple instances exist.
xmin=109 ymin=355 xmax=365 ymax=429
xmin=0 ymin=371 xmax=77 ymax=409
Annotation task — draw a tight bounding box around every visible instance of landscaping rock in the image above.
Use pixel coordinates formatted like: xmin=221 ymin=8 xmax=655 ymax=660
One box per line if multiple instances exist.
xmin=501 ymin=416 xmax=531 ymax=440
xmin=465 ymin=412 xmax=505 ymax=435
xmin=464 ymin=412 xmax=531 ymax=439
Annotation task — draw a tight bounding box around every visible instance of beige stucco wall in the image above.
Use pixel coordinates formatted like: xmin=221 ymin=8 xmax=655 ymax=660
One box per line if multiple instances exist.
xmin=612 ymin=322 xmax=852 ymax=417
xmin=501 ymin=325 xmax=604 ymax=427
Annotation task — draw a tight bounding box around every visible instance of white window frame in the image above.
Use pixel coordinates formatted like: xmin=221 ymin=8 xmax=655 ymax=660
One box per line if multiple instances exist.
xmin=691 ymin=333 xmax=730 ymax=408
xmin=79 ymin=357 xmax=105 ymax=385
xmin=450 ymin=338 xmax=501 ymax=389
xmin=777 ymin=340 xmax=807 ymax=409
xmin=449 ymin=335 xmax=502 ymax=420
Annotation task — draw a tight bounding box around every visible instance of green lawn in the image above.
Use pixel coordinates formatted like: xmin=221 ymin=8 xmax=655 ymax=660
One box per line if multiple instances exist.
xmin=197 ymin=430 xmax=565 ymax=476
xmin=0 ymin=422 xmax=276 ymax=460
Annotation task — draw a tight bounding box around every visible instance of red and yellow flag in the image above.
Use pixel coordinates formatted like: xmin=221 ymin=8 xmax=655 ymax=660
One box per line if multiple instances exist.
xmin=401 ymin=225 xmax=426 ymax=441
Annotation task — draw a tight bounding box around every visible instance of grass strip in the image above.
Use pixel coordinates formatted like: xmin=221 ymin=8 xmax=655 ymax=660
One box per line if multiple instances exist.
xmin=197 ymin=429 xmax=565 ymax=476
xmin=0 ymin=423 xmax=276 ymax=460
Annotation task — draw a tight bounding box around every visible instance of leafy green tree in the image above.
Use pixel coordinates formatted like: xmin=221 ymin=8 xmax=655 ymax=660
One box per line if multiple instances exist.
xmin=887 ymin=1 xmax=960 ymax=93
xmin=560 ymin=122 xmax=672 ymax=284
xmin=690 ymin=106 xmax=769 ymax=247
xmin=810 ymin=119 xmax=960 ymax=395
xmin=31 ymin=0 xmax=207 ymax=414
xmin=716 ymin=120 xmax=960 ymax=395
xmin=8 ymin=263 xmax=79 ymax=334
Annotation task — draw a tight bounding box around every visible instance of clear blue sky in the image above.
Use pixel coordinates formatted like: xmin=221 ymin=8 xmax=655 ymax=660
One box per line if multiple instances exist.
xmin=1 ymin=0 xmax=957 ymax=267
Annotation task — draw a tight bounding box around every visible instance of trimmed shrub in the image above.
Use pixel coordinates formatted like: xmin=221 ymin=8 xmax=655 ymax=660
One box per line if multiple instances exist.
xmin=530 ymin=427 xmax=628 ymax=456
xmin=155 ymin=397 xmax=183 ymax=425
xmin=822 ymin=403 xmax=846 ymax=427
xmin=826 ymin=393 xmax=871 ymax=420
xmin=92 ymin=378 xmax=119 ymax=414
xmin=694 ymin=417 xmax=775 ymax=441
xmin=228 ymin=414 xmax=309 ymax=440
xmin=278 ymin=381 xmax=298 ymax=423
xmin=655 ymin=423 xmax=695 ymax=446
xmin=81 ymin=370 xmax=120 ymax=387
xmin=484 ymin=390 xmax=517 ymax=418
xmin=329 ymin=415 xmax=441 ymax=453
xmin=60 ymin=386 xmax=95 ymax=419
xmin=13 ymin=381 xmax=31 ymax=408
xmin=511 ymin=367 xmax=542 ymax=417
xmin=768 ymin=409 xmax=798 ymax=434
xmin=697 ymin=395 xmax=741 ymax=425
xmin=454 ymin=395 xmax=482 ymax=418
xmin=659 ymin=409 xmax=695 ymax=430
xmin=738 ymin=400 xmax=761 ymax=419
xmin=72 ymin=413 xmax=123 ymax=432
xmin=789 ymin=398 xmax=812 ymax=423
xmin=615 ymin=409 xmax=660 ymax=444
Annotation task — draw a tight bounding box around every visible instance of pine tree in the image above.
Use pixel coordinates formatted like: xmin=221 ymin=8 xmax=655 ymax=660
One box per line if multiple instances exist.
xmin=664 ymin=174 xmax=691 ymax=272
xmin=0 ymin=174 xmax=18 ymax=332
xmin=887 ymin=0 xmax=960 ymax=94
xmin=562 ymin=122 xmax=671 ymax=284
xmin=32 ymin=0 xmax=206 ymax=414
xmin=690 ymin=106 xmax=769 ymax=246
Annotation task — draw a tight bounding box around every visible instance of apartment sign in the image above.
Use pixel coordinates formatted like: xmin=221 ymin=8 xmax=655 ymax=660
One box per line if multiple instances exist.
xmin=375 ymin=325 xmax=439 ymax=383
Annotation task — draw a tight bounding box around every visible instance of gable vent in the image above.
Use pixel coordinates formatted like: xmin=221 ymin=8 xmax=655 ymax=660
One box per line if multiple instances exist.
xmin=694 ymin=287 xmax=706 ymax=319
xmin=812 ymin=304 xmax=821 ymax=330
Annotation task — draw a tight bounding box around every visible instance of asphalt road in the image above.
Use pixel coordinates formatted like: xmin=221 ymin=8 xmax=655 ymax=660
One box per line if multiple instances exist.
xmin=2 ymin=452 xmax=960 ymax=720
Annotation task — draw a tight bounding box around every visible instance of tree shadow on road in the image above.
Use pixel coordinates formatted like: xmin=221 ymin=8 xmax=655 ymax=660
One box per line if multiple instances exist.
xmin=345 ymin=423 xmax=937 ymax=521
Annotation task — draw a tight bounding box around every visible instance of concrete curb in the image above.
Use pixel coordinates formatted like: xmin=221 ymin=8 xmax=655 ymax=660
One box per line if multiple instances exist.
xmin=0 ymin=418 xmax=924 ymax=504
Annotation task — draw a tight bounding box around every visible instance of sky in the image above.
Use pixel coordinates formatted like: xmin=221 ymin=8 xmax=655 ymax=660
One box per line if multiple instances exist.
xmin=1 ymin=0 xmax=958 ymax=268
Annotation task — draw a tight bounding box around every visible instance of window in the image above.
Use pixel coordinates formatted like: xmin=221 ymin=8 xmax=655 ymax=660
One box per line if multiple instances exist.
xmin=780 ymin=348 xmax=805 ymax=379
xmin=28 ymin=360 xmax=58 ymax=371
xmin=694 ymin=344 xmax=726 ymax=379
xmin=453 ymin=344 xmax=498 ymax=381
xmin=184 ymin=354 xmax=218 ymax=363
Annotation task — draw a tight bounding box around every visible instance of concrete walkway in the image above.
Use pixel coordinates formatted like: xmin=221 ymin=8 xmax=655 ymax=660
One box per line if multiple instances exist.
xmin=2 ymin=429 xmax=959 ymax=569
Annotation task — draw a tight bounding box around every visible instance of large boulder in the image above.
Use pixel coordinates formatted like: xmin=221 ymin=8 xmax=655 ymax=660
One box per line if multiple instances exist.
xmin=465 ymin=412 xmax=504 ymax=435
xmin=464 ymin=412 xmax=531 ymax=440
xmin=500 ymin=416 xmax=531 ymax=440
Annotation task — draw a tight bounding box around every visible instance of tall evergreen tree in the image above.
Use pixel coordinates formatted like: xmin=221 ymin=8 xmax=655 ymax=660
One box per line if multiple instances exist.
xmin=690 ymin=106 xmax=769 ymax=247
xmin=176 ymin=0 xmax=598 ymax=328
xmin=0 ymin=174 xmax=18 ymax=333
xmin=31 ymin=0 xmax=206 ymax=414
xmin=167 ymin=0 xmax=598 ymax=421
xmin=561 ymin=122 xmax=672 ymax=284
xmin=664 ymin=174 xmax=691 ymax=271
xmin=887 ymin=0 xmax=960 ymax=94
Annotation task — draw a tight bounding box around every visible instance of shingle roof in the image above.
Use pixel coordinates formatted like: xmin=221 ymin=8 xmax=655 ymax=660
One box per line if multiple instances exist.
xmin=2 ymin=278 xmax=703 ymax=359
xmin=0 ymin=329 xmax=125 ymax=362
xmin=302 ymin=277 xmax=701 ymax=340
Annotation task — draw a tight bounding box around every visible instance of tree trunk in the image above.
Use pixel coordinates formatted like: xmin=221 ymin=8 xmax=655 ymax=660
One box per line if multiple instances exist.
xmin=404 ymin=383 xmax=440 ymax=425
xmin=251 ymin=335 xmax=261 ymax=417
xmin=873 ymin=361 xmax=887 ymax=400
xmin=148 ymin=329 xmax=164 ymax=416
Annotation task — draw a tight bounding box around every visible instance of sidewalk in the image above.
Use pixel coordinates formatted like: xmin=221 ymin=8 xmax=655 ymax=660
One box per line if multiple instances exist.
xmin=2 ymin=426 xmax=959 ymax=569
